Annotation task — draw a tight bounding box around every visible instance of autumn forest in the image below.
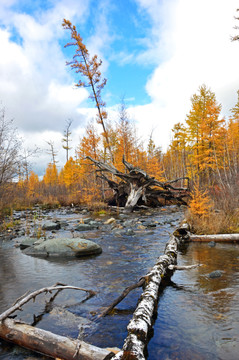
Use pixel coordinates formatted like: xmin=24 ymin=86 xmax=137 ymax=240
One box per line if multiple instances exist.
xmin=1 ymin=19 xmax=239 ymax=236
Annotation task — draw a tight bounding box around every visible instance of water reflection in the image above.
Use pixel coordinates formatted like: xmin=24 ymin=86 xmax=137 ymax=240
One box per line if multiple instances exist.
xmin=147 ymin=242 xmax=239 ymax=360
xmin=1 ymin=209 xmax=239 ymax=359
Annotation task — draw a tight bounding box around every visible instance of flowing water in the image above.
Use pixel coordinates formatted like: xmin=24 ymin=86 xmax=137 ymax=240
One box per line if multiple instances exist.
xmin=0 ymin=207 xmax=239 ymax=359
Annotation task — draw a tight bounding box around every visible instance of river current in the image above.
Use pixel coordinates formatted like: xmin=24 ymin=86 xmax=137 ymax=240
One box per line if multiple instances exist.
xmin=0 ymin=206 xmax=239 ymax=359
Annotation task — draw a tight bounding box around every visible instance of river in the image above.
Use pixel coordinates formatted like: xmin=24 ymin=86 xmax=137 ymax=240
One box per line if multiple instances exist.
xmin=0 ymin=206 xmax=239 ymax=359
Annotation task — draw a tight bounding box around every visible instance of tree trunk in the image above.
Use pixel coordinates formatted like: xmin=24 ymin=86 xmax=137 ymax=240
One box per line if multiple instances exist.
xmin=111 ymin=234 xmax=181 ymax=360
xmin=0 ymin=318 xmax=116 ymax=360
xmin=190 ymin=233 xmax=239 ymax=242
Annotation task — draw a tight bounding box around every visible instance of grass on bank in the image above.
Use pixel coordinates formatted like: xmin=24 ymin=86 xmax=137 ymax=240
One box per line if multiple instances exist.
xmin=186 ymin=183 xmax=239 ymax=235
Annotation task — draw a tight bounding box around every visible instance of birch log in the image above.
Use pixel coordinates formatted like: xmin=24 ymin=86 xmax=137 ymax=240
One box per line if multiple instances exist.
xmin=190 ymin=233 xmax=239 ymax=242
xmin=0 ymin=318 xmax=116 ymax=360
xmin=111 ymin=234 xmax=179 ymax=360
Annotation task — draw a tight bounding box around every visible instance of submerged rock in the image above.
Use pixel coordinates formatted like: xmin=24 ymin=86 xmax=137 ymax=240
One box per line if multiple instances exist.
xmin=208 ymin=270 xmax=222 ymax=279
xmin=208 ymin=241 xmax=216 ymax=247
xmin=23 ymin=237 xmax=102 ymax=258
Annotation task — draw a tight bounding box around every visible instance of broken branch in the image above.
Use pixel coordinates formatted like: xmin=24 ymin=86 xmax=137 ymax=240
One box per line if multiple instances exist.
xmin=0 ymin=284 xmax=96 ymax=322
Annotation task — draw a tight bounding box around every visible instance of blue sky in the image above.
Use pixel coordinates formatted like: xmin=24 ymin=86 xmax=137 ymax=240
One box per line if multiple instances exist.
xmin=0 ymin=0 xmax=239 ymax=174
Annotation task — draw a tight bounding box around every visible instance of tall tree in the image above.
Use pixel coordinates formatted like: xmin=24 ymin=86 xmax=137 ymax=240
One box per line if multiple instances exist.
xmin=186 ymin=84 xmax=223 ymax=184
xmin=62 ymin=119 xmax=73 ymax=161
xmin=62 ymin=19 xmax=114 ymax=163
xmin=46 ymin=140 xmax=58 ymax=165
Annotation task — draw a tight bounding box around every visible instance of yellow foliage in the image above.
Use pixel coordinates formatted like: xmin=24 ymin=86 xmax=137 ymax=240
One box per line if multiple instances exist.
xmin=189 ymin=183 xmax=212 ymax=218
xmin=43 ymin=163 xmax=58 ymax=186
xmin=27 ymin=171 xmax=39 ymax=197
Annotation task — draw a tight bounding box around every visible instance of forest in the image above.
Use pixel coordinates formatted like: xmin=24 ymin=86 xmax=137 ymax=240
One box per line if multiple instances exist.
xmin=1 ymin=81 xmax=239 ymax=234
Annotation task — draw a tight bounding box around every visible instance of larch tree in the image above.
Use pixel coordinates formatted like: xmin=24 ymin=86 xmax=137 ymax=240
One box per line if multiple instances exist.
xmin=146 ymin=132 xmax=164 ymax=180
xmin=27 ymin=171 xmax=40 ymax=198
xmin=76 ymin=121 xmax=101 ymax=203
xmin=62 ymin=119 xmax=73 ymax=161
xmin=62 ymin=19 xmax=114 ymax=163
xmin=168 ymin=122 xmax=187 ymax=180
xmin=59 ymin=156 xmax=81 ymax=195
xmin=43 ymin=163 xmax=58 ymax=187
xmin=46 ymin=140 xmax=58 ymax=165
xmin=186 ymin=84 xmax=223 ymax=184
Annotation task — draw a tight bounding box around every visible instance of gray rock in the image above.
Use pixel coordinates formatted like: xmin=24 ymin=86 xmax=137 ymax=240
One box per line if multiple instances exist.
xmin=123 ymin=220 xmax=135 ymax=227
xmin=208 ymin=270 xmax=222 ymax=279
xmin=19 ymin=237 xmax=39 ymax=249
xmin=82 ymin=217 xmax=92 ymax=224
xmin=49 ymin=306 xmax=92 ymax=329
xmin=125 ymin=229 xmax=135 ymax=236
xmin=75 ymin=224 xmax=98 ymax=231
xmin=118 ymin=214 xmax=128 ymax=220
xmin=60 ymin=221 xmax=69 ymax=227
xmin=208 ymin=241 xmax=216 ymax=247
xmin=23 ymin=238 xmax=102 ymax=258
xmin=146 ymin=223 xmax=157 ymax=228
xmin=42 ymin=221 xmax=61 ymax=231
xmin=89 ymin=220 xmax=101 ymax=226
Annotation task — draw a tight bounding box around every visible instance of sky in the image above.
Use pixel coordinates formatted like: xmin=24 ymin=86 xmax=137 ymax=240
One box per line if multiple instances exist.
xmin=0 ymin=0 xmax=239 ymax=175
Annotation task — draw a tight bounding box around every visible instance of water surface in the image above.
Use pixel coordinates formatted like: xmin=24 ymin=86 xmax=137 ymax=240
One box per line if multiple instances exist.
xmin=0 ymin=207 xmax=239 ymax=359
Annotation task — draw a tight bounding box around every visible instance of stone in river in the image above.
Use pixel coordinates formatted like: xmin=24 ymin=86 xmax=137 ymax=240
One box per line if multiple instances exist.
xmin=23 ymin=238 xmax=102 ymax=258
xmin=42 ymin=221 xmax=61 ymax=231
xmin=75 ymin=223 xmax=98 ymax=231
xmin=208 ymin=270 xmax=222 ymax=279
xmin=19 ymin=237 xmax=44 ymax=249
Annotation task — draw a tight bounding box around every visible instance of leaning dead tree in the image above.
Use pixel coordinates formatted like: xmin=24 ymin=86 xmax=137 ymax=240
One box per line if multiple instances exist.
xmin=87 ymin=156 xmax=190 ymax=211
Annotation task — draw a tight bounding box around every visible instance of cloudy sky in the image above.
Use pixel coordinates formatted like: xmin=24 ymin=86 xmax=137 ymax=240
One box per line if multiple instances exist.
xmin=0 ymin=0 xmax=239 ymax=175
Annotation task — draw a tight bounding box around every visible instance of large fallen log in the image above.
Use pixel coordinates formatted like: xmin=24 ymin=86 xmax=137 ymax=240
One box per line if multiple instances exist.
xmin=0 ymin=318 xmax=115 ymax=360
xmin=0 ymin=283 xmax=118 ymax=360
xmin=86 ymin=156 xmax=190 ymax=211
xmin=190 ymin=233 xmax=239 ymax=242
xmin=110 ymin=229 xmax=190 ymax=360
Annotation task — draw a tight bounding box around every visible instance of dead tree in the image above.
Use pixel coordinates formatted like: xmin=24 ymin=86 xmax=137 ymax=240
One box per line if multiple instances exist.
xmin=0 ymin=283 xmax=118 ymax=360
xmin=87 ymin=156 xmax=190 ymax=211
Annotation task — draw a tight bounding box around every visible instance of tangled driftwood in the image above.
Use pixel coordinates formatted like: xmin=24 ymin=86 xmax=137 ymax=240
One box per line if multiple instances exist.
xmin=87 ymin=156 xmax=190 ymax=211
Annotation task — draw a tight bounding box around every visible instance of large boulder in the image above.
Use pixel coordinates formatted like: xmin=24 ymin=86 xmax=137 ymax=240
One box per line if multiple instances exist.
xmin=19 ymin=237 xmax=44 ymax=249
xmin=23 ymin=238 xmax=102 ymax=258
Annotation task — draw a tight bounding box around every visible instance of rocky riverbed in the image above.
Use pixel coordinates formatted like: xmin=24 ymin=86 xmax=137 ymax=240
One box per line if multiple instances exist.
xmin=0 ymin=205 xmax=182 ymax=257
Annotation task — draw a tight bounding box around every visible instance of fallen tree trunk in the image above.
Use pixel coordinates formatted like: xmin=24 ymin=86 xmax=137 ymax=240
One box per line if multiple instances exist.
xmin=190 ymin=233 xmax=239 ymax=242
xmin=111 ymin=233 xmax=183 ymax=360
xmin=0 ymin=318 xmax=116 ymax=360
xmin=0 ymin=283 xmax=115 ymax=360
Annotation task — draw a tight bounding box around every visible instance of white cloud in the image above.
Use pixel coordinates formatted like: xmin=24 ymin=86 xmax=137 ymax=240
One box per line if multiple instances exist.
xmin=133 ymin=0 xmax=239 ymax=150
xmin=1 ymin=0 xmax=239 ymax=175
